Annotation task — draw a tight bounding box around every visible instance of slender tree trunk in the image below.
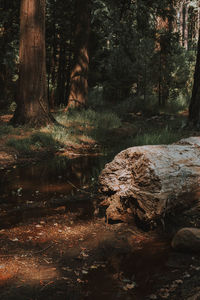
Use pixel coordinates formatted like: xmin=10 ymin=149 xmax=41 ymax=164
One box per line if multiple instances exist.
xmin=50 ymin=0 xmax=57 ymax=109
xmin=183 ymin=1 xmax=189 ymax=49
xmin=65 ymin=38 xmax=73 ymax=103
xmin=189 ymin=29 xmax=200 ymax=126
xmin=11 ymin=0 xmax=54 ymax=127
xmin=156 ymin=4 xmax=173 ymax=107
xmin=66 ymin=0 xmax=91 ymax=109
xmin=197 ymin=3 xmax=200 ymax=41
xmin=57 ymin=38 xmax=67 ymax=106
xmin=179 ymin=2 xmax=184 ymax=46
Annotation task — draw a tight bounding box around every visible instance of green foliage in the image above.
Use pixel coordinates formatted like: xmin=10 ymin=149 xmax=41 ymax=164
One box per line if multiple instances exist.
xmin=133 ymin=127 xmax=181 ymax=146
xmin=6 ymin=138 xmax=33 ymax=154
xmin=6 ymin=132 xmax=60 ymax=154
xmin=0 ymin=1 xmax=20 ymax=107
xmin=55 ymin=108 xmax=121 ymax=129
xmin=0 ymin=124 xmax=15 ymax=137
xmin=30 ymin=132 xmax=61 ymax=148
xmin=47 ymin=125 xmax=77 ymax=144
xmin=0 ymin=0 xmax=198 ymax=129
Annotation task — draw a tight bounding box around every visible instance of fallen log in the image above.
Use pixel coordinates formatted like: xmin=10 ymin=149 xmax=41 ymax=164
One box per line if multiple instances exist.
xmin=99 ymin=137 xmax=200 ymax=227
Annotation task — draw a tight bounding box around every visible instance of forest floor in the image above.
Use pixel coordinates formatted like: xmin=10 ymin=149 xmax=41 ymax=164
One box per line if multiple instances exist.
xmin=1 ymin=202 xmax=200 ymax=300
xmin=0 ymin=109 xmax=198 ymax=170
xmin=1 ymin=110 xmax=200 ymax=299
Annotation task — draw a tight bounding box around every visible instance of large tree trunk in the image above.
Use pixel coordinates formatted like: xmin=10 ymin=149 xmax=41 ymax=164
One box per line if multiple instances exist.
xmin=189 ymin=29 xmax=200 ymax=126
xmin=11 ymin=0 xmax=54 ymax=127
xmin=99 ymin=137 xmax=200 ymax=227
xmin=66 ymin=0 xmax=91 ymax=110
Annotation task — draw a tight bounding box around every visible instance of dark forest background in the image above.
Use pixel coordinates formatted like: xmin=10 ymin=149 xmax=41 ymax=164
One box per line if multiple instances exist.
xmin=1 ymin=0 xmax=199 ymax=115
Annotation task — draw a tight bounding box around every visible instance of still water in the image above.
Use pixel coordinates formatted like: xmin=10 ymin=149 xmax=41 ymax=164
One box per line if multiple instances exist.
xmin=0 ymin=155 xmax=109 ymax=226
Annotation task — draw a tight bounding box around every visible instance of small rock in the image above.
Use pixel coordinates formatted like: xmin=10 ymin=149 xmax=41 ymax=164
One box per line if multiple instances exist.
xmin=172 ymin=228 xmax=200 ymax=252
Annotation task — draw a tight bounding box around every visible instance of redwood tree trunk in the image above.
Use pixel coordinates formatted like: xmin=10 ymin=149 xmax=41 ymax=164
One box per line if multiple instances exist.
xmin=66 ymin=0 xmax=91 ymax=109
xmin=189 ymin=29 xmax=200 ymax=126
xmin=11 ymin=0 xmax=54 ymax=127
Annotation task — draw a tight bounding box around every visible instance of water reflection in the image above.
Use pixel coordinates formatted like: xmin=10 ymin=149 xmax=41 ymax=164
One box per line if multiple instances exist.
xmin=0 ymin=155 xmax=109 ymax=209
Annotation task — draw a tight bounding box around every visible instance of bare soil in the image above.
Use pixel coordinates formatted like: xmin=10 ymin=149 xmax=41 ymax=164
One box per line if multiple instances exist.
xmin=1 ymin=210 xmax=200 ymax=300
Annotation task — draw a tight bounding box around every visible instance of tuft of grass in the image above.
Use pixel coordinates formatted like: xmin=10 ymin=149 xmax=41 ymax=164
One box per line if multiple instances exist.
xmin=6 ymin=132 xmax=61 ymax=155
xmin=30 ymin=132 xmax=60 ymax=148
xmin=55 ymin=108 xmax=121 ymax=129
xmin=0 ymin=124 xmax=19 ymax=137
xmin=6 ymin=138 xmax=32 ymax=154
xmin=47 ymin=125 xmax=77 ymax=145
xmin=133 ymin=127 xmax=182 ymax=146
xmin=88 ymin=85 xmax=106 ymax=110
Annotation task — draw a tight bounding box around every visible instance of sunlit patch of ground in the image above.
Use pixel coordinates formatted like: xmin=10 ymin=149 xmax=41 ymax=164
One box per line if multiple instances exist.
xmin=1 ymin=198 xmax=200 ymax=299
xmin=0 ymin=114 xmax=12 ymax=124
xmin=0 ymin=257 xmax=58 ymax=286
xmin=0 ymin=214 xmax=154 ymax=295
xmin=179 ymin=109 xmax=189 ymax=117
xmin=0 ymin=151 xmax=15 ymax=167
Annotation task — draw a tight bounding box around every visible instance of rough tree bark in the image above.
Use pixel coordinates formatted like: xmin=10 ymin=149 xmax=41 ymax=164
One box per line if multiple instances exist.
xmin=189 ymin=28 xmax=200 ymax=126
xmin=182 ymin=1 xmax=189 ymax=49
xmin=99 ymin=137 xmax=200 ymax=227
xmin=11 ymin=0 xmax=54 ymax=127
xmin=66 ymin=0 xmax=91 ymax=110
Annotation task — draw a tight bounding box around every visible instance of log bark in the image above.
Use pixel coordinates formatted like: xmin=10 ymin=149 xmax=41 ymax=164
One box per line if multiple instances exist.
xmin=99 ymin=137 xmax=200 ymax=227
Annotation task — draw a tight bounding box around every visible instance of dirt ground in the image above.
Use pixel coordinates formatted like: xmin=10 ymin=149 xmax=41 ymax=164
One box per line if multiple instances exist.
xmin=1 ymin=209 xmax=200 ymax=300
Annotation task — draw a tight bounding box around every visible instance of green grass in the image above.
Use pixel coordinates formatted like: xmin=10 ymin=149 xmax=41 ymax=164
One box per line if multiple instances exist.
xmin=55 ymin=108 xmax=121 ymax=129
xmin=0 ymin=124 xmax=19 ymax=137
xmin=3 ymin=89 xmax=189 ymax=158
xmin=131 ymin=127 xmax=182 ymax=147
xmin=30 ymin=132 xmax=60 ymax=148
xmin=47 ymin=125 xmax=77 ymax=144
xmin=6 ymin=132 xmax=61 ymax=155
xmin=51 ymin=108 xmax=122 ymax=147
xmin=6 ymin=138 xmax=33 ymax=154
